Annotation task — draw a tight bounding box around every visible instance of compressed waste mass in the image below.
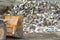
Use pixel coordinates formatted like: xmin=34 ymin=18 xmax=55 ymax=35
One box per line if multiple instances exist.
xmin=4 ymin=1 xmax=60 ymax=33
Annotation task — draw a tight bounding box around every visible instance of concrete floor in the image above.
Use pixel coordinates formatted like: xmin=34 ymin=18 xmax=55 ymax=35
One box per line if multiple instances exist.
xmin=7 ymin=33 xmax=60 ymax=40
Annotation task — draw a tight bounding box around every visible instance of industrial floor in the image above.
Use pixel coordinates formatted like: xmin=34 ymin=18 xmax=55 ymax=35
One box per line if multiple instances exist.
xmin=7 ymin=33 xmax=60 ymax=40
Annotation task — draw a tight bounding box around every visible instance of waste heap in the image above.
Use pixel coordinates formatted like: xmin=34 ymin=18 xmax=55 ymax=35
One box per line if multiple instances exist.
xmin=5 ymin=1 xmax=60 ymax=34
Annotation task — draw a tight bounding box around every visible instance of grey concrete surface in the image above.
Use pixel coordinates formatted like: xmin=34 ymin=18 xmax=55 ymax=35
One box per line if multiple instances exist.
xmin=7 ymin=33 xmax=60 ymax=40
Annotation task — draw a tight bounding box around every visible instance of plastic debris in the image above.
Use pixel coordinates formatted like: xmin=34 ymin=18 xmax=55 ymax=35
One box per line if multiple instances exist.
xmin=4 ymin=1 xmax=60 ymax=33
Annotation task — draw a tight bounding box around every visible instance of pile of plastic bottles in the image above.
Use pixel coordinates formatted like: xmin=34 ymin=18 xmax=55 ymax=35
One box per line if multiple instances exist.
xmin=22 ymin=1 xmax=60 ymax=33
xmin=5 ymin=1 xmax=60 ymax=33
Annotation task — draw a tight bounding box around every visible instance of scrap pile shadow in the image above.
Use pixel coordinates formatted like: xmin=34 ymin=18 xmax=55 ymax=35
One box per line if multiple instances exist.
xmin=6 ymin=36 xmax=24 ymax=39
